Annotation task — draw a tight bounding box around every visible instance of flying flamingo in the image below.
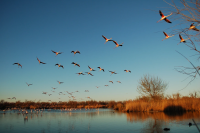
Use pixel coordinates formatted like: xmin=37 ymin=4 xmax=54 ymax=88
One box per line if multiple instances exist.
xmin=108 ymin=70 xmax=117 ymax=75
xmin=117 ymin=81 xmax=121 ymax=83
xmin=26 ymin=82 xmax=32 ymax=86
xmin=97 ymin=67 xmax=104 ymax=72
xmin=178 ymin=34 xmax=190 ymax=45
xmin=51 ymin=50 xmax=63 ymax=57
xmin=57 ymin=81 xmax=64 ymax=84
xmin=12 ymin=97 xmax=16 ymax=100
xmin=76 ymin=71 xmax=85 ymax=76
xmin=55 ymin=64 xmax=64 ymax=69
xmin=162 ymin=32 xmax=174 ymax=41
xmin=13 ymin=63 xmax=22 ymax=68
xmin=71 ymin=50 xmax=80 ymax=56
xmin=85 ymin=72 xmax=94 ymax=76
xmin=88 ymin=66 xmax=96 ymax=71
xmin=42 ymin=92 xmax=47 ymax=94
xmin=96 ymin=86 xmax=100 ymax=88
xmin=102 ymin=35 xmax=113 ymax=44
xmin=71 ymin=62 xmax=80 ymax=67
xmin=124 ymin=70 xmax=131 ymax=73
xmin=105 ymin=85 xmax=109 ymax=87
xmin=52 ymin=87 xmax=57 ymax=90
xmin=109 ymin=81 xmax=113 ymax=84
xmin=157 ymin=10 xmax=172 ymax=23
xmin=37 ymin=57 xmax=46 ymax=64
xmin=67 ymin=92 xmax=72 ymax=95
xmin=113 ymin=41 xmax=123 ymax=49
xmin=189 ymin=23 xmax=199 ymax=31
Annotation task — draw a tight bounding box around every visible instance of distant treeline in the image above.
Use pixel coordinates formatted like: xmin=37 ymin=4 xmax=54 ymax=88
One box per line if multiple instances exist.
xmin=0 ymin=100 xmax=124 ymax=110
xmin=1 ymin=95 xmax=200 ymax=112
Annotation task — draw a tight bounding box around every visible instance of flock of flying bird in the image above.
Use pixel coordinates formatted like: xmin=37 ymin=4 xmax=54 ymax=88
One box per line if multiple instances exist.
xmin=11 ymin=33 xmax=132 ymax=101
xmin=157 ymin=10 xmax=199 ymax=44
xmin=10 ymin=10 xmax=199 ymax=102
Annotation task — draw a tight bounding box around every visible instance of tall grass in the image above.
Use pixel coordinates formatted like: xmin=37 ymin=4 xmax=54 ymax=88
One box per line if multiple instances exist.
xmin=125 ymin=97 xmax=200 ymax=112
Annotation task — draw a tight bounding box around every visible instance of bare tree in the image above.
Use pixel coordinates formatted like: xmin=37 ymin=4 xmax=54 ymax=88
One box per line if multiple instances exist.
xmin=162 ymin=0 xmax=200 ymax=87
xmin=137 ymin=74 xmax=168 ymax=101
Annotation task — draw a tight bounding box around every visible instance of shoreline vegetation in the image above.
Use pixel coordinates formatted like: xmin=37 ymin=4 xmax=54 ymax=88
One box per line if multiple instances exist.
xmin=1 ymin=96 xmax=200 ymax=112
xmin=125 ymin=97 xmax=200 ymax=112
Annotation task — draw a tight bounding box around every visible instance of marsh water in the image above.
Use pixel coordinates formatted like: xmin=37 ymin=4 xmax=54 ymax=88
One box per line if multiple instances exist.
xmin=0 ymin=109 xmax=200 ymax=133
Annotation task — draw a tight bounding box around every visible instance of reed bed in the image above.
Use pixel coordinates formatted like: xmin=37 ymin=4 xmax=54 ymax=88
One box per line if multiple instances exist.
xmin=125 ymin=97 xmax=200 ymax=112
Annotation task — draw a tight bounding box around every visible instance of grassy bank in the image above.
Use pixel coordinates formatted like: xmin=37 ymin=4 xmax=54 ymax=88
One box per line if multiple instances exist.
xmin=125 ymin=97 xmax=200 ymax=112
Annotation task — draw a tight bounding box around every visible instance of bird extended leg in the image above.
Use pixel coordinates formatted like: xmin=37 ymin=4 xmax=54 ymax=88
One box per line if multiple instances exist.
xmin=157 ymin=19 xmax=162 ymax=23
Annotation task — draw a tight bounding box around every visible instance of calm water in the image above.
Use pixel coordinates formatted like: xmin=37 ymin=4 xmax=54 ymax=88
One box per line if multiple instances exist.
xmin=0 ymin=109 xmax=200 ymax=133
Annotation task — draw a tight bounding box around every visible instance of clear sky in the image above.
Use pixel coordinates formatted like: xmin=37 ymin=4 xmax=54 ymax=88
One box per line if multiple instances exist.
xmin=0 ymin=0 xmax=199 ymax=102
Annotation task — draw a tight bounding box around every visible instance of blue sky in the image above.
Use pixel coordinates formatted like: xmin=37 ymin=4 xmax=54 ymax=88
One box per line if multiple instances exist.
xmin=0 ymin=0 xmax=199 ymax=102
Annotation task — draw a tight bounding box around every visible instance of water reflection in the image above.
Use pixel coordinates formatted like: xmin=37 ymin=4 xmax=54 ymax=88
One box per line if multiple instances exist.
xmin=126 ymin=111 xmax=200 ymax=133
xmin=126 ymin=111 xmax=200 ymax=123
xmin=0 ymin=109 xmax=200 ymax=133
xmin=140 ymin=119 xmax=164 ymax=133
xmin=24 ymin=116 xmax=28 ymax=124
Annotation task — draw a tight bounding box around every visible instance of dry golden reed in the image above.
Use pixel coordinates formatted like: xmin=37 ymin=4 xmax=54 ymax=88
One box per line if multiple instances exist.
xmin=125 ymin=97 xmax=200 ymax=112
